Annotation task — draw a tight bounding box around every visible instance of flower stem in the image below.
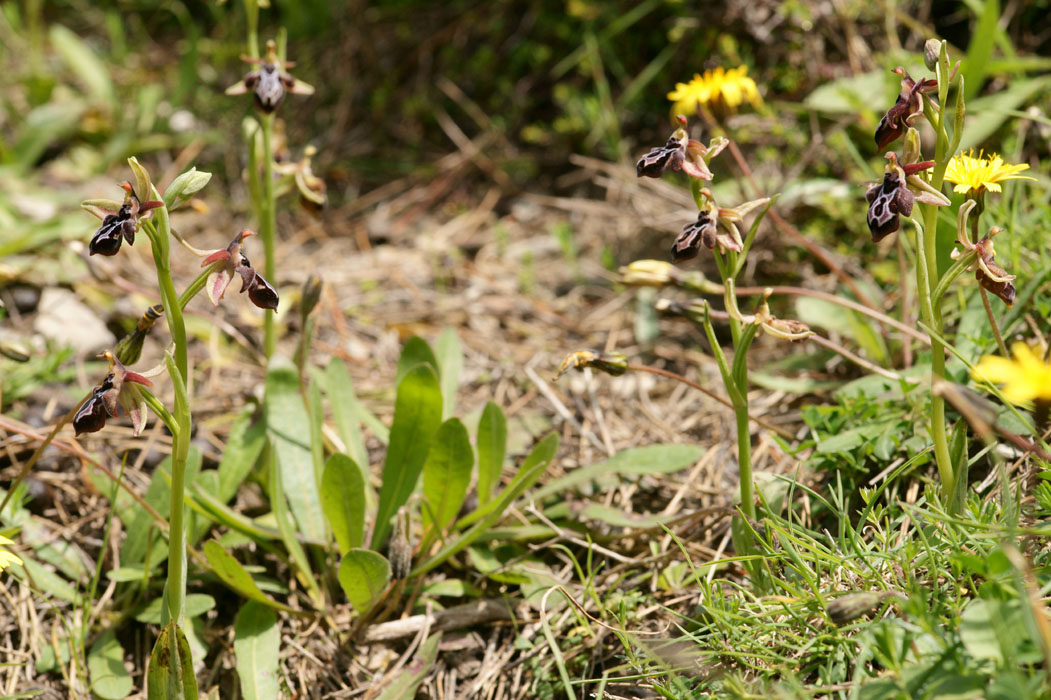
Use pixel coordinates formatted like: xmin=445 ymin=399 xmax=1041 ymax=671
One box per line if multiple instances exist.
xmin=260 ymin=112 xmax=277 ymax=358
xmin=914 ymin=214 xmax=956 ymax=504
xmin=734 ymin=399 xmax=754 ymax=521
xmin=144 ymin=207 xmax=192 ymax=629
xmin=980 ymin=287 xmax=1009 ymax=356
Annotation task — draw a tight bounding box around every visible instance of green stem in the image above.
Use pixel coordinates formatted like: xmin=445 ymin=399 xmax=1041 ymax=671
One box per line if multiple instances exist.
xmin=260 ymin=112 xmax=277 ymax=358
xmin=914 ymin=215 xmax=956 ymax=501
xmin=735 ymin=400 xmax=754 ymax=521
xmin=144 ymin=207 xmax=192 ymax=628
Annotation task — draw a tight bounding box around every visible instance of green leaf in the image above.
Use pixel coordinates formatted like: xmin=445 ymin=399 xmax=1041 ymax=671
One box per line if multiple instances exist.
xmin=321 ymin=454 xmax=366 ymax=553
xmin=234 ymin=602 xmax=280 ymax=700
xmin=395 ymin=336 xmax=439 ymax=386
xmin=307 ymin=380 xmax=326 ymax=487
xmin=371 ymin=364 xmax=442 ymax=548
xmin=202 ymin=541 xmax=296 ymax=615
xmin=531 ymin=444 xmax=703 ymax=501
xmin=375 ymin=632 xmax=441 ymax=700
xmin=266 ymin=357 xmax=327 ymax=542
xmin=422 ymin=419 xmax=474 ymax=535
xmin=146 ymin=622 xmax=199 ymax=700
xmin=963 ymin=0 xmax=1000 ymax=101
xmin=961 ymin=76 xmax=1051 ymax=150
xmin=323 ymin=359 xmax=372 ymax=476
xmin=136 ymin=594 xmax=215 ymax=624
xmin=415 ymin=433 xmax=559 ymax=578
xmin=475 ymin=401 xmax=507 ymax=506
xmin=338 ymin=549 xmax=391 ymax=615
xmin=435 ymin=327 xmax=463 ymax=418
xmin=88 ymin=629 xmax=133 ymax=700
xmin=216 ymin=409 xmax=266 ymax=504
xmin=49 ymin=25 xmax=116 ymax=108
xmin=163 ymin=168 xmax=212 ymax=210
xmin=803 ymin=69 xmax=884 ymax=114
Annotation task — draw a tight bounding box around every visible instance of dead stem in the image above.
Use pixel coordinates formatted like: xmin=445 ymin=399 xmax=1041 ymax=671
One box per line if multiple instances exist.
xmin=625 ymin=363 xmax=794 ymax=439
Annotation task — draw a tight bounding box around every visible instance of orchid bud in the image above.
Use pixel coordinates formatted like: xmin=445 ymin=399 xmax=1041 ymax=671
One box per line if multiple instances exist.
xmin=924 ymin=39 xmax=943 ymax=71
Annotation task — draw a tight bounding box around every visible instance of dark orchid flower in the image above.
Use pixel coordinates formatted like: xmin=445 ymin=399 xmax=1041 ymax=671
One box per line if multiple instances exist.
xmin=974 ymin=236 xmax=1016 ymax=306
xmin=865 ymin=153 xmax=947 ymax=242
xmin=73 ymin=352 xmax=153 ymax=436
xmin=672 ymin=209 xmax=718 ymax=261
xmin=201 ymin=230 xmax=279 ymax=311
xmin=226 ymin=40 xmax=314 ymax=114
xmin=82 ymin=182 xmax=163 ymax=256
xmin=874 ymin=67 xmax=938 ymax=152
xmin=636 ymin=116 xmax=720 ymax=180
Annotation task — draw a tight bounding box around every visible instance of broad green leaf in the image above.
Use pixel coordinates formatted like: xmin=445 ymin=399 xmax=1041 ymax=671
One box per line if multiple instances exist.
xmin=49 ymin=25 xmax=116 ymax=107
xmin=371 ymin=364 xmax=442 ymax=548
xmin=136 ymin=594 xmax=215 ymax=624
xmin=435 ymin=327 xmax=463 ymax=418
xmin=266 ymin=357 xmax=327 ymax=542
xmin=476 ymin=401 xmax=507 ymax=506
xmin=961 ymin=76 xmax=1051 ymax=150
xmin=202 ymin=541 xmax=296 ymax=615
xmin=395 ymin=336 xmax=439 ymax=386
xmin=307 ymin=381 xmax=326 ymax=485
xmin=375 ymin=632 xmax=441 ymax=700
xmin=265 ymin=448 xmax=322 ymax=605
xmin=803 ymin=69 xmax=884 ymax=114
xmin=216 ymin=409 xmax=266 ymax=503
xmin=14 ymin=556 xmax=78 ymax=603
xmin=321 ymin=454 xmax=366 ymax=553
xmin=963 ymin=0 xmax=999 ymax=101
xmin=234 ymin=602 xmax=280 ymax=700
xmin=532 ymin=444 xmax=703 ymax=501
xmin=146 ymin=622 xmax=198 ymax=700
xmin=422 ymin=419 xmax=474 ymax=535
xmin=88 ymin=629 xmax=133 ymax=700
xmin=415 ymin=433 xmax=559 ymax=577
xmin=338 ymin=549 xmax=391 ymax=615
xmin=324 ymin=359 xmax=371 ymax=473
xmin=9 ymin=102 xmax=84 ymax=174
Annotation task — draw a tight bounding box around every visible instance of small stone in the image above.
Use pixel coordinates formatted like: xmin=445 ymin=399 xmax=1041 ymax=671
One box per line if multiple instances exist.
xmin=33 ymin=288 xmax=116 ymax=356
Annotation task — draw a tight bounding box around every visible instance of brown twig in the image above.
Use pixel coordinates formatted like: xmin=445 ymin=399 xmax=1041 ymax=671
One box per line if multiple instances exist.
xmin=625 ymin=363 xmax=794 ymax=439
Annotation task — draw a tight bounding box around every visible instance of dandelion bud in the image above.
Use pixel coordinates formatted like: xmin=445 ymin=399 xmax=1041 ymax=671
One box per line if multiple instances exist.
xmin=300 ymin=274 xmax=323 ymax=321
xmin=620 ymin=260 xmax=677 ymax=288
xmin=827 ymin=591 xmax=898 ymax=624
xmin=924 ymin=39 xmax=943 ymax=71
xmin=555 ymin=350 xmax=629 ymax=380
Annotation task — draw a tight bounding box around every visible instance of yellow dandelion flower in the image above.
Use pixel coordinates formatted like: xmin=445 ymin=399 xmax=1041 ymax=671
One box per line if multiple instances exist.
xmin=667 ymin=66 xmax=761 ymax=117
xmin=972 ymin=342 xmax=1051 ymax=405
xmin=944 ymin=150 xmax=1035 ymax=195
xmin=0 ymin=534 xmax=22 ymax=574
